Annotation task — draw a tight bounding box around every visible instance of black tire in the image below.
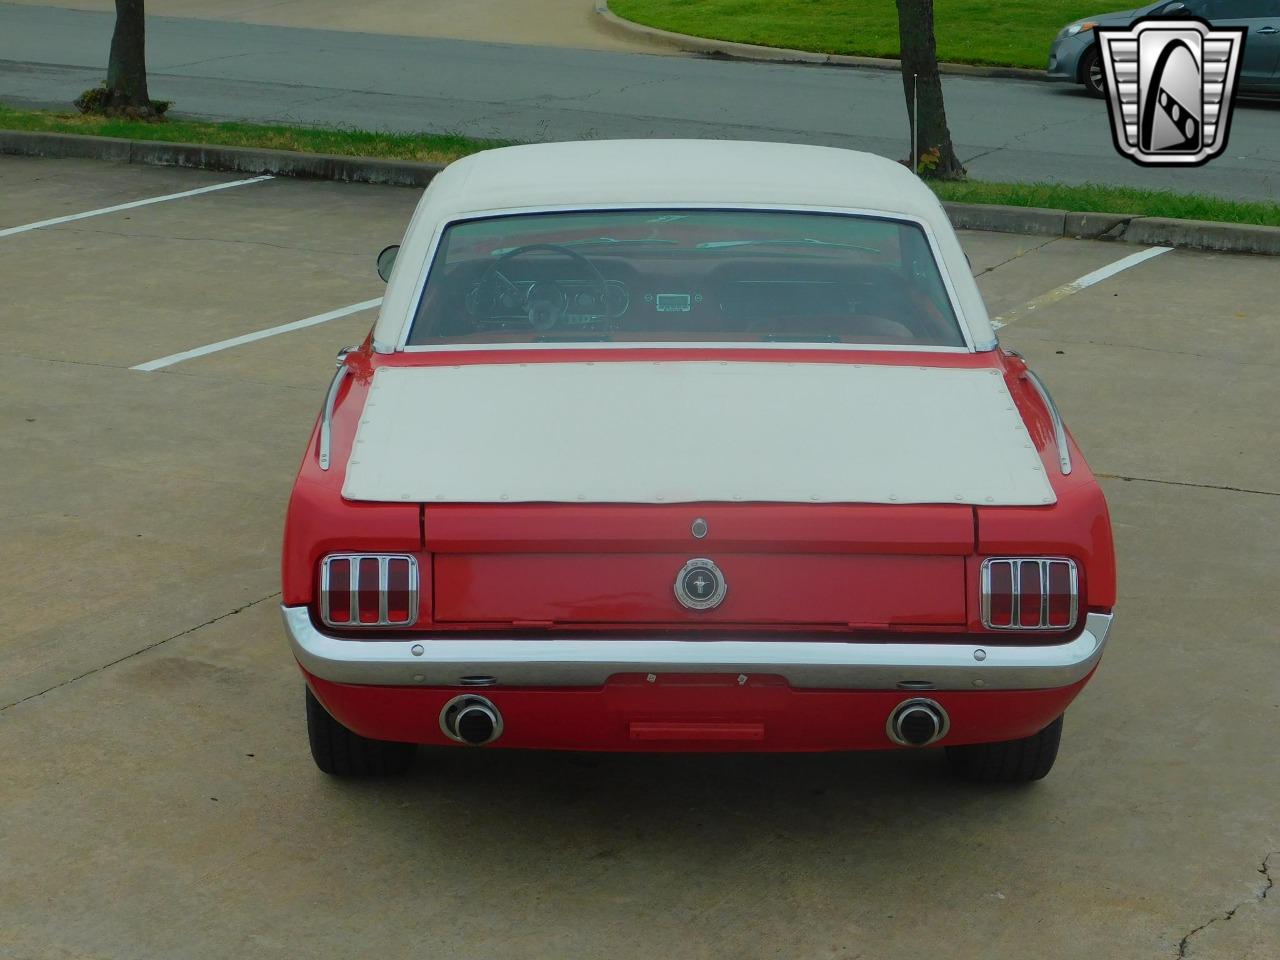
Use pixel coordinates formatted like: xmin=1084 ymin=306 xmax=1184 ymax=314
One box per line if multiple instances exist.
xmin=1079 ymin=45 xmax=1105 ymax=98
xmin=945 ymin=715 xmax=1064 ymax=783
xmin=305 ymin=686 xmax=415 ymax=777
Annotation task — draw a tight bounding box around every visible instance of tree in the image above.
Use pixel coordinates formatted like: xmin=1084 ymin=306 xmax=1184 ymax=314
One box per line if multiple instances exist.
xmin=895 ymin=0 xmax=964 ymax=179
xmin=76 ymin=0 xmax=167 ymax=118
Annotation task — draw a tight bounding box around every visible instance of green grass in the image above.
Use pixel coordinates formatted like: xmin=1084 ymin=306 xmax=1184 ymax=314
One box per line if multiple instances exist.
xmin=0 ymin=103 xmax=507 ymax=164
xmin=4 ymin=104 xmax=1277 ymax=226
xmin=931 ymin=180 xmax=1280 ymax=227
xmin=609 ymin=0 xmax=1113 ymax=69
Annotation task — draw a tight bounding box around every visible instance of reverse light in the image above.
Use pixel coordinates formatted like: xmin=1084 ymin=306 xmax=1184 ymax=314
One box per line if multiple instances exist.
xmin=981 ymin=558 xmax=1077 ymax=631
xmin=320 ymin=554 xmax=418 ymax=627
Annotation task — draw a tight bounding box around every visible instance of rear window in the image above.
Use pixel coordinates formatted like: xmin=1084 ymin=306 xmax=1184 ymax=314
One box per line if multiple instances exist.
xmin=406 ymin=209 xmax=966 ymax=348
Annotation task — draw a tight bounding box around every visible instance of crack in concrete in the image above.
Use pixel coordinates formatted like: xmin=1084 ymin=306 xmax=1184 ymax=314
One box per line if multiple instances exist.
xmin=1099 ymin=473 xmax=1280 ymax=498
xmin=0 ymin=592 xmax=281 ymax=713
xmin=963 ymin=115 xmax=1088 ymax=166
xmin=0 ymin=350 xmax=129 ymax=370
xmin=1176 ymin=852 xmax=1277 ymax=957
xmin=961 ymin=145 xmax=1002 ymax=166
xmin=971 ymin=236 xmax=1061 ymax=278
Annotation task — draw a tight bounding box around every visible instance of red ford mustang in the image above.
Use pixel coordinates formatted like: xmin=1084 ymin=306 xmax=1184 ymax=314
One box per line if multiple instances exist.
xmin=281 ymin=140 xmax=1115 ymax=782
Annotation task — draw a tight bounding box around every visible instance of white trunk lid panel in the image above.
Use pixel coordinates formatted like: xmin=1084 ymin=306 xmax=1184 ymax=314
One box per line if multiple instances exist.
xmin=342 ymin=362 xmax=1056 ymax=506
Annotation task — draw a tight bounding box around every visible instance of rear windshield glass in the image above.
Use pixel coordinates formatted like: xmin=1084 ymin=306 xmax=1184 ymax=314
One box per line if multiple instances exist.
xmin=406 ymin=209 xmax=966 ymax=348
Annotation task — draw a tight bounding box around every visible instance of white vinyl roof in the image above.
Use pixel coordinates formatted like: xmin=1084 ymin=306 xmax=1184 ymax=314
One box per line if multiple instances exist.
xmin=372 ymin=140 xmax=996 ymax=350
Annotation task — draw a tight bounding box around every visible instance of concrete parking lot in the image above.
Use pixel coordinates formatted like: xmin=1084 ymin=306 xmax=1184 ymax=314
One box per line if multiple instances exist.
xmin=1 ymin=156 xmax=1276 ymax=960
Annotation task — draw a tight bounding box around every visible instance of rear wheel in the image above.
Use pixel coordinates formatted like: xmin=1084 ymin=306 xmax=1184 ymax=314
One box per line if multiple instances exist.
xmin=1080 ymin=46 xmax=1105 ymax=98
xmin=945 ymin=715 xmax=1064 ymax=783
xmin=305 ymin=686 xmax=415 ymax=777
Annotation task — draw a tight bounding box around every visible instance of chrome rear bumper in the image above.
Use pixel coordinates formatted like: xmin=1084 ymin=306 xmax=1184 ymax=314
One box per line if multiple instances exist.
xmin=282 ymin=606 xmax=1112 ymax=692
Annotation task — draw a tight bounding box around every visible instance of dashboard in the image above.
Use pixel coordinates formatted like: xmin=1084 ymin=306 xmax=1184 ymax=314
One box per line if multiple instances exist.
xmin=466 ymin=277 xmax=631 ymax=329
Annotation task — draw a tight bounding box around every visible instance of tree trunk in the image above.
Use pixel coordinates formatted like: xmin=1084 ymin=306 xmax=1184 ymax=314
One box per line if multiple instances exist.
xmin=104 ymin=0 xmax=155 ymax=114
xmin=895 ymin=0 xmax=965 ymax=179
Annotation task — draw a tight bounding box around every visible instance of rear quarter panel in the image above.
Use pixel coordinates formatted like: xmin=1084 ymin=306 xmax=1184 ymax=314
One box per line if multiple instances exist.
xmin=280 ymin=349 xmax=421 ymax=607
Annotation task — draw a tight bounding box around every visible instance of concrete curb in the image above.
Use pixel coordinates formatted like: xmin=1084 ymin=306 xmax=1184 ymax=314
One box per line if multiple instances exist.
xmin=5 ymin=130 xmax=1279 ymax=256
xmin=941 ymin=203 xmax=1070 ymax=238
xmin=0 ymin=130 xmax=445 ymax=187
xmin=1117 ymin=216 xmax=1280 ymax=255
xmin=942 ymin=201 xmax=1280 ymax=254
xmin=592 ymin=0 xmax=1048 ymax=81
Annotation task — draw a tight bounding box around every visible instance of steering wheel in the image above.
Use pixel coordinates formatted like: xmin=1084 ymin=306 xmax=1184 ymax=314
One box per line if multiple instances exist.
xmin=473 ymin=243 xmax=609 ymax=332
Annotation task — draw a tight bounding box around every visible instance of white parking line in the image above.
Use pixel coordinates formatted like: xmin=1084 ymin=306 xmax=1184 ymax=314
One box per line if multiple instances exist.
xmin=0 ymin=175 xmax=275 ymax=239
xmin=131 ymin=297 xmax=383 ymax=372
xmin=992 ymin=245 xmax=1173 ymax=329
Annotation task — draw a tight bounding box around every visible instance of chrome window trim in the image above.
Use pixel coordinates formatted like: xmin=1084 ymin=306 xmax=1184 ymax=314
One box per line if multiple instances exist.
xmin=980 ymin=557 xmax=1078 ymax=631
xmin=1024 ymin=369 xmax=1073 ymax=476
xmin=282 ymin=605 xmax=1113 ymax=691
xmin=399 ymin=341 xmax=974 ymax=355
xmin=387 ymin=203 xmax=981 ymax=355
xmin=318 ymin=554 xmax=419 ymax=628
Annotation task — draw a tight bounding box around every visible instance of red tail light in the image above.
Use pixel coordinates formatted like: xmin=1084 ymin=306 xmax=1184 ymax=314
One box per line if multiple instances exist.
xmin=325 ymin=557 xmax=352 ymax=624
xmin=987 ymin=561 xmax=1014 ymax=626
xmin=357 ymin=557 xmax=381 ymax=623
xmin=319 ymin=554 xmax=418 ymax=628
xmin=981 ymin=558 xmax=1077 ymax=631
xmin=1017 ymin=559 xmax=1042 ymax=627
xmin=1046 ymin=561 xmax=1075 ymax=627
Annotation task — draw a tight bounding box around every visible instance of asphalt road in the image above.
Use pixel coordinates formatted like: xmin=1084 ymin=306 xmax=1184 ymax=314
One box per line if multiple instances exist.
xmin=3 ymin=2 xmax=1279 ymax=202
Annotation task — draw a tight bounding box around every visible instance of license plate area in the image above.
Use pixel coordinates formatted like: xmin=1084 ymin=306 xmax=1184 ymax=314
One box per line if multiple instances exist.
xmin=610 ymin=673 xmax=784 ymax=742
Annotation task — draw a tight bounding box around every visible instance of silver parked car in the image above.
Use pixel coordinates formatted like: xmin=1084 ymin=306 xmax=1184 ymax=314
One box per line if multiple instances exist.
xmin=1048 ymin=0 xmax=1280 ymax=96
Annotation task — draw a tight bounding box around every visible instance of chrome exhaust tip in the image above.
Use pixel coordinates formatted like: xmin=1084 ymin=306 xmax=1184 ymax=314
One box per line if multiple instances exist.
xmin=887 ymin=698 xmax=949 ymax=747
xmin=440 ymin=694 xmax=503 ymax=746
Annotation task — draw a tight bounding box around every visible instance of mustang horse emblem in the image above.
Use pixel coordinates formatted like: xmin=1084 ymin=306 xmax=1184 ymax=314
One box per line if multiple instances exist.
xmin=674 ymin=558 xmax=727 ymax=611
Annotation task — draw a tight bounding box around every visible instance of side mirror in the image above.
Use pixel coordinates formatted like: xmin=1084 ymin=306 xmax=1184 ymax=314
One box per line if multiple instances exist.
xmin=1160 ymin=1 xmax=1187 ymax=14
xmin=376 ymin=244 xmax=400 ymax=282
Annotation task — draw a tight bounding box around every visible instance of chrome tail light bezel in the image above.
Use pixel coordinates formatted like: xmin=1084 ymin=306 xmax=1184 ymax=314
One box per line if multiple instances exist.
xmin=980 ymin=557 xmax=1078 ymax=631
xmin=319 ymin=553 xmax=419 ymax=628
